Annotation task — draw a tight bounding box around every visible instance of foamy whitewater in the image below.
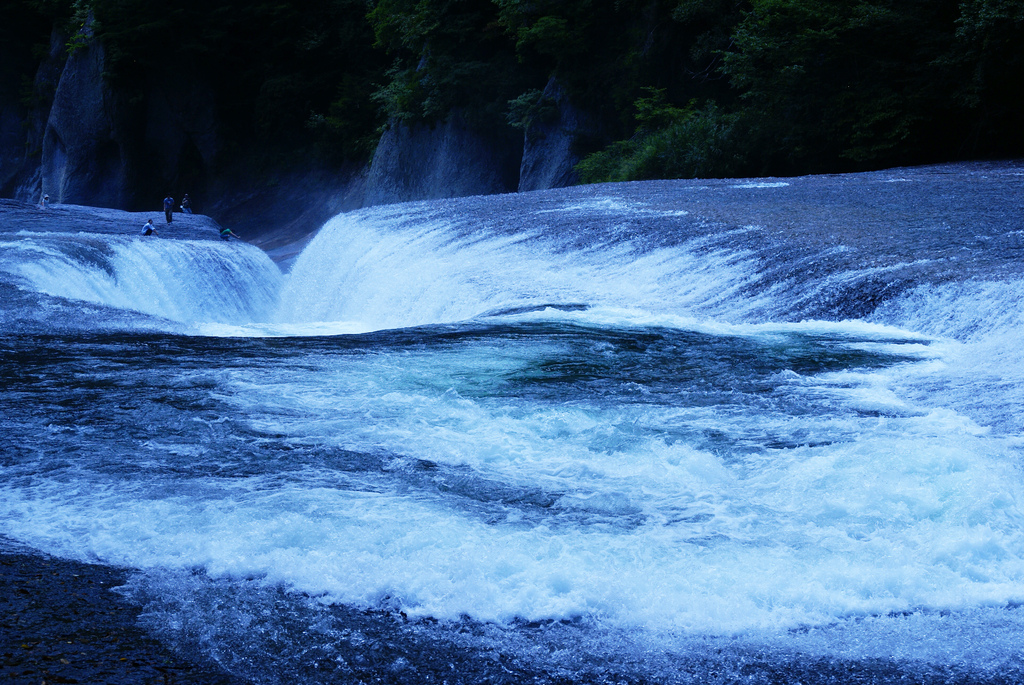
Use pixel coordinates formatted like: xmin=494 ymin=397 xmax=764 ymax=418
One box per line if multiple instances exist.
xmin=2 ymin=163 xmax=1023 ymax=684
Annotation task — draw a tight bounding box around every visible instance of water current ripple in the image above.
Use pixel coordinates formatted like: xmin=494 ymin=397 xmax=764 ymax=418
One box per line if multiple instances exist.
xmin=2 ymin=162 xmax=1024 ymax=684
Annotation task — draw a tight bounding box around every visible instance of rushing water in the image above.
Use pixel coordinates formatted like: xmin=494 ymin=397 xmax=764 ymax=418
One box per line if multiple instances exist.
xmin=2 ymin=163 xmax=1024 ymax=683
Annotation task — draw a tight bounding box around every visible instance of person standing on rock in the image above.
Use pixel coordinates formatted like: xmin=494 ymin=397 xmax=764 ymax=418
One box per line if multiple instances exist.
xmin=141 ymin=219 xmax=157 ymax=236
xmin=163 ymin=195 xmax=174 ymax=223
xmin=181 ymin=194 xmax=193 ymax=214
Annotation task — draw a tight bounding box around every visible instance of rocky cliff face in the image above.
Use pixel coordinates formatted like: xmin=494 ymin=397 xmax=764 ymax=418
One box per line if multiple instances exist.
xmin=518 ymin=78 xmax=593 ymax=193
xmin=206 ymin=165 xmax=367 ymax=254
xmin=41 ymin=22 xmax=133 ymax=208
xmin=0 ymin=28 xmax=67 ymax=203
xmin=0 ymin=103 xmax=26 ymax=198
xmin=141 ymin=71 xmax=221 ymax=203
xmin=1 ymin=23 xmax=597 ymax=248
xmin=364 ymin=112 xmax=522 ymax=206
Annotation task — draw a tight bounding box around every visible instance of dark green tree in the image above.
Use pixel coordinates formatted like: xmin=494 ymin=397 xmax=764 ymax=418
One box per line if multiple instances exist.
xmin=368 ymin=0 xmax=526 ymax=129
xmin=952 ymin=0 xmax=1024 ymax=155
xmin=5 ymin=0 xmax=1024 ymax=192
xmin=0 ymin=0 xmax=75 ymax=105
xmin=91 ymin=0 xmax=387 ymax=163
xmin=720 ymin=0 xmax=965 ymax=173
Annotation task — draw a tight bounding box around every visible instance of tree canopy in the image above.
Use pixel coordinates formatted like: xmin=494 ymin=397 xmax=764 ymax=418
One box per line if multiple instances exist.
xmin=4 ymin=0 xmax=1022 ymax=179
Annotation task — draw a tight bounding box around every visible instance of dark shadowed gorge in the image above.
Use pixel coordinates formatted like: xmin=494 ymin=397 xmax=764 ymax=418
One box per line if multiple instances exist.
xmin=0 ymin=0 xmax=1021 ymax=247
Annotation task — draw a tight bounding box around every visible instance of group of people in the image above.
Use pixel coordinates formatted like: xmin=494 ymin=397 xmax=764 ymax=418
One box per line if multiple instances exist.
xmin=142 ymin=193 xmax=240 ymax=241
xmin=37 ymin=190 xmax=238 ymax=240
xmin=162 ymin=193 xmax=193 ymax=223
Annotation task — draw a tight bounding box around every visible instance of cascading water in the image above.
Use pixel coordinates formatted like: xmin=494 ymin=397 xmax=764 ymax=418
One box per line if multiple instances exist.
xmin=2 ymin=162 xmax=1023 ymax=684
xmin=0 ymin=232 xmax=282 ymax=331
xmin=275 ymin=204 xmax=768 ymax=332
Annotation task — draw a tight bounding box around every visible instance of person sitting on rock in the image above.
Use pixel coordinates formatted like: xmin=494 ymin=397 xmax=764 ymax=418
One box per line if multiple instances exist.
xmin=220 ymin=226 xmax=240 ymax=241
xmin=141 ymin=219 xmax=157 ymax=236
xmin=39 ymin=194 xmax=49 ymax=209
xmin=163 ymin=195 xmax=174 ymax=223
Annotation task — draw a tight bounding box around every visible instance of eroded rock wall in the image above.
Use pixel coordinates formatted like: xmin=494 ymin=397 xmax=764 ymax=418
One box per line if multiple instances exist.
xmin=2 ymin=19 xmax=597 ymax=246
xmin=41 ymin=21 xmax=132 ymax=208
xmin=518 ymin=78 xmax=594 ymax=193
xmin=0 ymin=28 xmax=67 ymax=203
xmin=364 ymin=112 xmax=521 ymax=206
xmin=141 ymin=70 xmax=222 ymax=204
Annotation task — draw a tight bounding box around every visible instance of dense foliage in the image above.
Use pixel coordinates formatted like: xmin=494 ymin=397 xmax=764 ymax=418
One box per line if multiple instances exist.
xmin=0 ymin=1 xmax=76 ymax=106
xmin=572 ymin=0 xmax=1024 ymax=179
xmin=4 ymin=0 xmax=1022 ymax=179
xmin=87 ymin=0 xmax=388 ymax=164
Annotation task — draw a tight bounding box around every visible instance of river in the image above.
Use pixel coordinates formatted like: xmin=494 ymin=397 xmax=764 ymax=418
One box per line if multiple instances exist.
xmin=2 ymin=162 xmax=1023 ymax=683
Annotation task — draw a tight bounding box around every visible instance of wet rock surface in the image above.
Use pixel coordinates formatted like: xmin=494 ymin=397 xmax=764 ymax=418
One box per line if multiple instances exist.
xmin=0 ymin=547 xmax=243 ymax=685
xmin=364 ymin=112 xmax=521 ymax=206
xmin=0 ymin=198 xmax=227 ymax=242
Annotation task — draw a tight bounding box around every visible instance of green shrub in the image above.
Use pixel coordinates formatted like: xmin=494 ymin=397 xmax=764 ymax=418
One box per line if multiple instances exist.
xmin=577 ymin=99 xmax=745 ymax=183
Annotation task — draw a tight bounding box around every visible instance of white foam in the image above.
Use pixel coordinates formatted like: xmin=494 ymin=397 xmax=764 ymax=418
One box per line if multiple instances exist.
xmin=3 ymin=186 xmax=1024 ymax=671
xmin=194 ymin=320 xmax=370 ymax=337
xmin=5 ymin=416 xmax=1022 ymax=634
xmin=5 ymin=319 xmax=1022 ymax=637
xmin=1 ymin=234 xmax=282 ymax=325
xmin=871 ymin=279 xmax=1024 ymax=341
xmin=730 ymin=182 xmax=790 ymax=188
xmin=276 ymin=208 xmax=769 ymax=332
